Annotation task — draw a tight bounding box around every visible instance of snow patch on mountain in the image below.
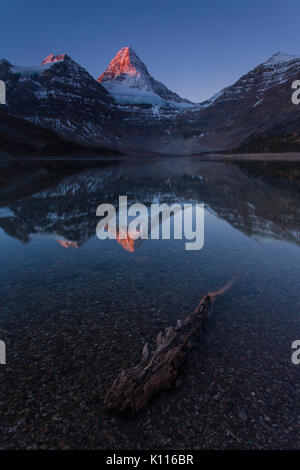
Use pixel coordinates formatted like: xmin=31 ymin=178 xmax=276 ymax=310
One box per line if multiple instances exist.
xmin=257 ymin=51 xmax=300 ymax=91
xmin=10 ymin=63 xmax=53 ymax=75
xmin=104 ymin=81 xmax=165 ymax=105
xmin=198 ymin=90 xmax=225 ymax=109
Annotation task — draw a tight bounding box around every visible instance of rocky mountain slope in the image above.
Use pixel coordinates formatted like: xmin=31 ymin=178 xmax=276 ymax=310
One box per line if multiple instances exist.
xmin=0 ymin=54 xmax=127 ymax=148
xmin=0 ymin=106 xmax=124 ymax=157
xmin=178 ymin=52 xmax=300 ymax=154
xmin=99 ymin=49 xmax=300 ymax=154
xmin=1 ymin=49 xmax=300 ymax=155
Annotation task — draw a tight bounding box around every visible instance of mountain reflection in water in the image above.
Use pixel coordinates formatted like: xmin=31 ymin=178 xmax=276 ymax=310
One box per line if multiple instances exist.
xmin=0 ymin=158 xmax=299 ymax=249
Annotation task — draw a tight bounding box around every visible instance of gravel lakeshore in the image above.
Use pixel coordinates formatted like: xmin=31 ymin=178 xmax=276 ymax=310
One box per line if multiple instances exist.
xmin=0 ymin=251 xmax=298 ymax=450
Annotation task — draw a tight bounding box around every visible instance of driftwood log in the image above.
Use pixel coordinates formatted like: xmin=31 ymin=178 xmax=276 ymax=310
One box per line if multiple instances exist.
xmin=104 ymin=273 xmax=239 ymax=413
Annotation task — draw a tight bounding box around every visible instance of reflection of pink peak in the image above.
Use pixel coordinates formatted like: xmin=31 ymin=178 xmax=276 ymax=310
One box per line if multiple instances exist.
xmin=116 ymin=229 xmax=135 ymax=253
xmin=57 ymin=239 xmax=79 ymax=249
xmin=105 ymin=224 xmax=135 ymax=253
xmin=41 ymin=54 xmax=66 ymax=65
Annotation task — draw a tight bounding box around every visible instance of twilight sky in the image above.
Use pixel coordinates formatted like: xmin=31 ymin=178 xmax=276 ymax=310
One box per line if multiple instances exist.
xmin=1 ymin=0 xmax=300 ymax=102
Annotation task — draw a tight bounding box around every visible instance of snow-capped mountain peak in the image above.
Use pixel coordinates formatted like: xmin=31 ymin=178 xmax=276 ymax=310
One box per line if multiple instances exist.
xmin=266 ymin=51 xmax=300 ymax=65
xmin=0 ymin=54 xmax=71 ymax=77
xmin=98 ymin=46 xmax=193 ymax=107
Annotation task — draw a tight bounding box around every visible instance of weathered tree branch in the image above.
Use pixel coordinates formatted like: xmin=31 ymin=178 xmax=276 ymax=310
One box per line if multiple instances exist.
xmin=104 ymin=272 xmax=240 ymax=413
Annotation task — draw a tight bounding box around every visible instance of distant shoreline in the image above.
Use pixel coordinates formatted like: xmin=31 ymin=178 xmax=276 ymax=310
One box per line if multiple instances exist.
xmin=2 ymin=152 xmax=300 ymax=162
xmin=192 ymin=152 xmax=300 ymax=161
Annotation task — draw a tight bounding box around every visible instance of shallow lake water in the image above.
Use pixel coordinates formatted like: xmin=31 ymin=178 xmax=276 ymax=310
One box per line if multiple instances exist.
xmin=0 ymin=157 xmax=299 ymax=449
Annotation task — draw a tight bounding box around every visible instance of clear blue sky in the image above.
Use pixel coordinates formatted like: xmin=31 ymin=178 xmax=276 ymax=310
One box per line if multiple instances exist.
xmin=1 ymin=0 xmax=300 ymax=102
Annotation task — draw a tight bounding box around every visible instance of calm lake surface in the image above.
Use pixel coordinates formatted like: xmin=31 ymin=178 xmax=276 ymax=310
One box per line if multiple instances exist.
xmin=0 ymin=157 xmax=299 ymax=449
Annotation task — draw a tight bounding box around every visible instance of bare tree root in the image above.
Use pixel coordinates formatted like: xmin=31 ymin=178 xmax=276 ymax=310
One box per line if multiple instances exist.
xmin=104 ymin=272 xmax=240 ymax=413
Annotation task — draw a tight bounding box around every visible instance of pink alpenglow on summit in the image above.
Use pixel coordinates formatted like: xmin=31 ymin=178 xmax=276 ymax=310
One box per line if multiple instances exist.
xmin=41 ymin=54 xmax=67 ymax=65
xmin=98 ymin=46 xmax=192 ymax=106
xmin=98 ymin=46 xmax=147 ymax=81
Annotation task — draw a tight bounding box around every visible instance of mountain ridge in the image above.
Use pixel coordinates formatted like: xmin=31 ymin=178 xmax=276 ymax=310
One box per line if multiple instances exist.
xmin=1 ymin=48 xmax=300 ymax=155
